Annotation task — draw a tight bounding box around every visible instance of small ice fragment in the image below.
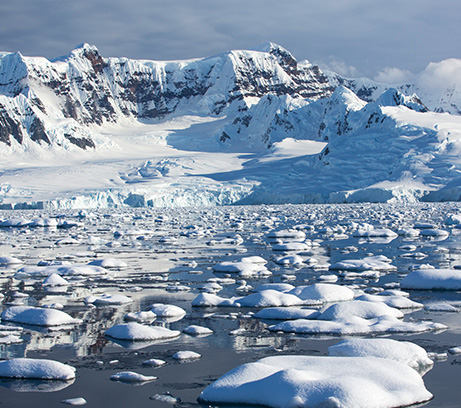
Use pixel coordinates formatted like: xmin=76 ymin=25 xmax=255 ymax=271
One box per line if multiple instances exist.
xmin=142 ymin=359 xmax=166 ymax=367
xmin=172 ymin=351 xmax=201 ymax=360
xmin=61 ymin=397 xmax=87 ymax=405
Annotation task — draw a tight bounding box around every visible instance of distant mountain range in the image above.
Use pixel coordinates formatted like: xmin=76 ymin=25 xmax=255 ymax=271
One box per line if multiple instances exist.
xmin=0 ymin=43 xmax=460 ymax=208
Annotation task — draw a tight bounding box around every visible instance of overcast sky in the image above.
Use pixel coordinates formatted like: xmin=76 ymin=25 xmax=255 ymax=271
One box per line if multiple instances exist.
xmin=1 ymin=0 xmax=459 ymax=79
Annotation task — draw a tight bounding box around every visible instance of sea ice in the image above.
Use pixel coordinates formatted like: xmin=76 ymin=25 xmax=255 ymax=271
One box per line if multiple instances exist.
xmin=105 ymin=322 xmax=180 ymax=341
xmin=1 ymin=306 xmax=81 ymax=327
xmin=87 ymin=258 xmax=128 ymax=268
xmin=198 ymin=355 xmax=432 ymax=408
xmin=85 ymin=293 xmax=133 ymax=306
xmin=61 ymin=397 xmax=87 ymax=405
xmin=182 ymin=325 xmax=213 ymax=335
xmin=142 ymin=358 xmax=166 ymax=367
xmin=330 ymin=256 xmax=396 ymax=271
xmin=401 ymin=269 xmax=461 ymax=290
xmin=149 ymin=303 xmax=186 ymax=317
xmin=0 ymin=358 xmax=76 ymax=380
xmin=172 ymin=350 xmax=201 ymax=360
xmin=110 ymin=371 xmax=157 ymax=383
xmin=288 ymin=283 xmax=355 ymax=303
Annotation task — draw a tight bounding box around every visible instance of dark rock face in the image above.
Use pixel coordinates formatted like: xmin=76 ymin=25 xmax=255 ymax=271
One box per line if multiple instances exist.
xmin=0 ymin=107 xmax=22 ymax=145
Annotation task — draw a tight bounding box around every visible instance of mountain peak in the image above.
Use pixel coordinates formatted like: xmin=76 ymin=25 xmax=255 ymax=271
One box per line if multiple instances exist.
xmin=375 ymin=88 xmax=428 ymax=112
xmin=253 ymin=42 xmax=297 ymax=72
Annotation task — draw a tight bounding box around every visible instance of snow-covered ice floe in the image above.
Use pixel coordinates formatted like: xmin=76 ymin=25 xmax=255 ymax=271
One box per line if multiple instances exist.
xmin=104 ymin=322 xmax=180 ymax=342
xmin=330 ymin=255 xmax=396 ymax=271
xmin=85 ymin=293 xmax=133 ymax=306
xmin=328 ymin=338 xmax=433 ymax=373
xmin=0 ymin=358 xmax=75 ymax=380
xmin=268 ymin=300 xmax=445 ymax=335
xmin=198 ymin=355 xmax=432 ymax=408
xmin=110 ymin=371 xmax=157 ymax=383
xmin=1 ymin=306 xmax=81 ymax=327
xmin=401 ymin=269 xmax=461 ymax=290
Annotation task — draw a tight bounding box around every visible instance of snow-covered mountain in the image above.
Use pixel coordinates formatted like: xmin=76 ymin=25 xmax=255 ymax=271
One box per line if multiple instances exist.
xmin=0 ymin=43 xmax=460 ymax=208
xmin=0 ymin=42 xmax=332 ymax=151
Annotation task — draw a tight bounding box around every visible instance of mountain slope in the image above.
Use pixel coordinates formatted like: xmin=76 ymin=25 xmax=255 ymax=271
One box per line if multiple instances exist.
xmin=0 ymin=44 xmax=460 ymax=208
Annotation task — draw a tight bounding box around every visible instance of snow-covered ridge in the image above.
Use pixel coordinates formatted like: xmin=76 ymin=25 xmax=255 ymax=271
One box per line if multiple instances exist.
xmin=0 ymin=42 xmax=332 ymax=150
xmin=0 ymin=44 xmax=460 ymax=208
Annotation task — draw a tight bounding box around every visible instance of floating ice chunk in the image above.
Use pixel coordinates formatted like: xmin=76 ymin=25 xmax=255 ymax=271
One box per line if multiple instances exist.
xmin=355 ymin=294 xmax=423 ymax=309
xmin=198 ymin=355 xmax=432 ymax=408
xmin=149 ymin=303 xmax=186 ymax=317
xmin=267 ymin=229 xmax=306 ymax=240
xmin=0 ymin=256 xmax=23 ymax=265
xmin=397 ymin=228 xmax=420 ymax=237
xmin=105 ymin=322 xmax=180 ymax=341
xmin=0 ymin=358 xmax=75 ymax=380
xmin=1 ymin=306 xmax=81 ymax=327
xmin=142 ymin=359 xmax=166 ymax=367
xmin=61 ymin=397 xmax=87 ymax=405
xmin=16 ymin=264 xmax=108 ymax=278
xmin=330 ymin=255 xmax=396 ymax=271
xmin=318 ymin=300 xmax=403 ymax=320
xmin=183 ymin=325 xmax=213 ymax=335
xmin=150 ymin=393 xmax=180 ymax=404
xmin=85 ymin=294 xmax=133 ymax=306
xmin=192 ymin=293 xmax=237 ymax=307
xmin=199 ymin=282 xmax=223 ymax=293
xmin=0 ymin=218 xmax=31 ymax=228
xmin=401 ymin=269 xmax=461 ymax=290
xmin=235 ymin=290 xmax=304 ymax=308
xmin=124 ymin=311 xmax=157 ymax=322
xmin=42 ymin=273 xmax=69 ymax=287
xmin=353 ymin=228 xmax=398 ymax=239
xmin=254 ymin=307 xmax=320 ymax=320
xmin=317 ymin=274 xmax=338 ymax=282
xmin=289 ymin=283 xmax=355 ymax=303
xmin=269 ymin=315 xmax=445 ymax=335
xmin=172 ymin=351 xmax=201 ymax=360
xmin=110 ymin=371 xmax=157 ymax=383
xmin=448 ymin=346 xmax=461 ymax=355
xmin=328 ymin=338 xmax=433 ymax=371
xmin=213 ymin=259 xmax=270 ymax=278
xmin=424 ymin=303 xmax=460 ymax=312
xmin=88 ymin=258 xmax=127 ymax=268
xmin=272 ymin=242 xmax=310 ymax=252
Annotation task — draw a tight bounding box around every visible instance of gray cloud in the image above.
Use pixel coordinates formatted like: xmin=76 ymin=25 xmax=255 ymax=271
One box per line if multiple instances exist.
xmin=0 ymin=0 xmax=459 ymax=77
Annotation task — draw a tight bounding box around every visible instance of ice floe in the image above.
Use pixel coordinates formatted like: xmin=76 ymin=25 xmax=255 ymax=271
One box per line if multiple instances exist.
xmin=0 ymin=358 xmax=76 ymax=380
xmin=105 ymin=322 xmax=180 ymax=341
xmin=110 ymin=371 xmax=157 ymax=383
xmin=330 ymin=255 xmax=396 ymax=271
xmin=1 ymin=306 xmax=81 ymax=327
xmin=198 ymin=355 xmax=432 ymax=408
xmin=182 ymin=325 xmax=213 ymax=335
xmin=85 ymin=294 xmax=133 ymax=306
xmin=401 ymin=269 xmax=461 ymax=290
xmin=172 ymin=350 xmax=201 ymax=360
xmin=61 ymin=397 xmax=87 ymax=405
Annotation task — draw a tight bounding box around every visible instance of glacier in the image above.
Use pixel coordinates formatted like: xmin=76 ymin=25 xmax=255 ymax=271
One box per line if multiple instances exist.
xmin=0 ymin=43 xmax=460 ymax=209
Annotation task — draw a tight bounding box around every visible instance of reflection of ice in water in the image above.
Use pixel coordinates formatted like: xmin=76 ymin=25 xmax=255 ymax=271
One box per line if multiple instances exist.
xmin=0 ymin=203 xmax=461 ymax=404
xmin=0 ymin=378 xmax=75 ymax=393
